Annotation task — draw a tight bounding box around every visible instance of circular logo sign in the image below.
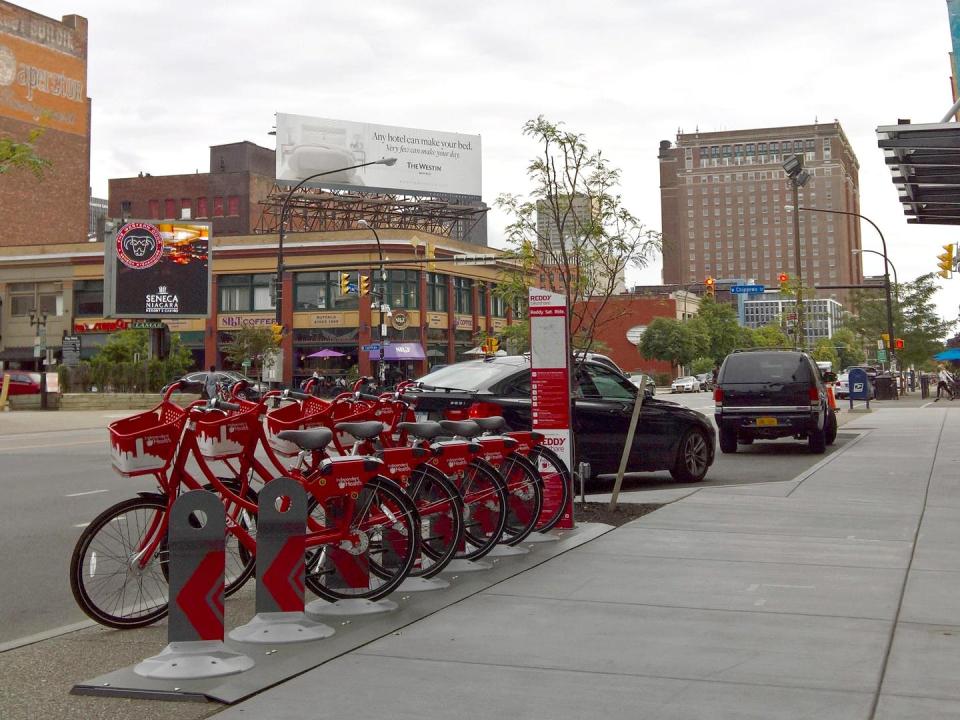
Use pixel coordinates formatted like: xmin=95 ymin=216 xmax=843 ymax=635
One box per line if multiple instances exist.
xmin=116 ymin=223 xmax=164 ymax=269
xmin=391 ymin=310 xmax=409 ymax=331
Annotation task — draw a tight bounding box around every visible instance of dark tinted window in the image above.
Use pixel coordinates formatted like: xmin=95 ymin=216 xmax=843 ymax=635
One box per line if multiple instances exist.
xmin=721 ymin=353 xmax=811 ymax=384
xmin=580 ymin=364 xmax=635 ymax=400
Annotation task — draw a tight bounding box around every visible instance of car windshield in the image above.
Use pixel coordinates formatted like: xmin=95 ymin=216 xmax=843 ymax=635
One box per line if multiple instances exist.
xmin=723 ymin=353 xmax=810 ymax=383
xmin=416 ymin=361 xmax=514 ymax=392
xmin=676 ymin=376 xmax=696 ymax=382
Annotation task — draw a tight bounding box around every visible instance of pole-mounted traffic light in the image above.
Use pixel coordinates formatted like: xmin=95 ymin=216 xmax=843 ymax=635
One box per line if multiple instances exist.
xmin=358 ymin=275 xmax=371 ymax=296
xmin=340 ymin=272 xmax=352 ymax=295
xmin=270 ymin=323 xmax=283 ymax=345
xmin=488 ymin=337 xmax=499 ymax=354
xmin=937 ymin=244 xmax=955 ymax=279
xmin=704 ymin=277 xmax=715 ymax=298
xmin=778 ymin=272 xmax=789 ymax=290
xmin=894 ymin=338 xmax=904 ymax=350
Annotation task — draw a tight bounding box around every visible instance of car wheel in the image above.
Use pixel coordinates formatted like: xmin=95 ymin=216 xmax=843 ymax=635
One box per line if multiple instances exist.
xmin=808 ymin=424 xmax=826 ymax=454
xmin=670 ymin=428 xmax=711 ymax=483
xmin=825 ymin=409 xmax=837 ymax=445
xmin=719 ymin=426 xmax=737 ymax=454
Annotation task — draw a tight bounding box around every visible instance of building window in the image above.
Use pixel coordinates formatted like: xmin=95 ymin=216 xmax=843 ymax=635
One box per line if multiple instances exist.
xmin=148 ymin=199 xmax=159 ymax=218
xmin=73 ymin=280 xmax=103 ymax=316
xmin=120 ymin=200 xmax=132 ymax=217
xmin=295 ymin=271 xmax=332 ymax=311
xmin=227 ymin=195 xmax=240 ymax=216
xmin=453 ymin=276 xmax=473 ymax=314
xmin=384 ymin=269 xmax=419 ymax=309
xmin=181 ymin=198 xmax=192 ymax=218
xmin=10 ymin=282 xmax=63 ymax=317
xmin=427 ymin=272 xmax=448 ymax=312
xmin=491 ymin=285 xmax=507 ymax=318
xmin=164 ymin=199 xmax=176 ymax=218
xmin=197 ymin=197 xmax=208 ymax=218
xmin=214 ymin=196 xmax=224 ymax=216
xmin=218 ymin=273 xmax=275 ymax=312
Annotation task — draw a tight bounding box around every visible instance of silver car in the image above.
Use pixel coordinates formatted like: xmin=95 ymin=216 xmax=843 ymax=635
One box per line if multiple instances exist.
xmin=671 ymin=376 xmax=701 ymax=393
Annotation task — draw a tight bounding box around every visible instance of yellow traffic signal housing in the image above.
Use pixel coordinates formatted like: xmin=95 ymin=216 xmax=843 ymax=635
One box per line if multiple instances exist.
xmin=270 ymin=323 xmax=283 ymax=345
xmin=704 ymin=277 xmax=716 ymax=297
xmin=489 ymin=337 xmax=499 ymax=353
xmin=358 ymin=275 xmax=371 ymax=296
xmin=937 ymin=244 xmax=955 ymax=278
xmin=339 ymin=272 xmax=352 ymax=294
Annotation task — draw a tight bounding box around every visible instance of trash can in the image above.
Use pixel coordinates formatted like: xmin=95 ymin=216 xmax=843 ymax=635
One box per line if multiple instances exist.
xmin=874 ymin=374 xmax=896 ymax=400
xmin=920 ymin=373 xmax=930 ymax=399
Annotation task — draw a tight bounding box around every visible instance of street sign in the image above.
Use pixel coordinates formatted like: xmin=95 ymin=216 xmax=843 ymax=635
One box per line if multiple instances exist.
xmin=361 ymin=344 xmax=381 ymax=352
xmin=729 ymin=284 xmax=765 ymax=294
xmin=62 ymin=335 xmax=81 ymax=367
xmin=877 ymin=349 xmax=888 ymax=362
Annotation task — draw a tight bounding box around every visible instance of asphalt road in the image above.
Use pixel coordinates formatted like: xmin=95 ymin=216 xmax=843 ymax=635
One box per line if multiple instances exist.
xmin=0 ymin=396 xmax=861 ymax=648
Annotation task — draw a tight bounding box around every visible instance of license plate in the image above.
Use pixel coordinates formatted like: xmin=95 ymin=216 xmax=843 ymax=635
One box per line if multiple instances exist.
xmin=415 ymin=412 xmax=428 ymax=422
xmin=756 ymin=417 xmax=778 ymax=427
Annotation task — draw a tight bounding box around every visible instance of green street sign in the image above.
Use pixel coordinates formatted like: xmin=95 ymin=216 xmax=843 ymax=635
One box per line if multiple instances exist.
xmin=877 ymin=349 xmax=888 ymax=362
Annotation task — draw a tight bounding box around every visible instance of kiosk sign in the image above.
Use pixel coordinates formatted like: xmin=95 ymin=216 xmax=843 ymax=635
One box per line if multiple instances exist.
xmin=529 ymin=287 xmax=573 ymax=529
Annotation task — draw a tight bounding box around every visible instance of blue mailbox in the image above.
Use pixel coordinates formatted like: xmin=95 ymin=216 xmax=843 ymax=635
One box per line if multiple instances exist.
xmin=848 ymin=367 xmax=871 ymax=407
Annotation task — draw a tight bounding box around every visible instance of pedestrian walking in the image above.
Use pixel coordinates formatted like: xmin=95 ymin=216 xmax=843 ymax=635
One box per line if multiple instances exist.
xmin=935 ymin=365 xmax=955 ymax=401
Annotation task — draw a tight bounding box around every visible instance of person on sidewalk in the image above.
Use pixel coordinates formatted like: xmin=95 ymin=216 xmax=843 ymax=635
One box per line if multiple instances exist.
xmin=935 ymin=365 xmax=955 ymax=401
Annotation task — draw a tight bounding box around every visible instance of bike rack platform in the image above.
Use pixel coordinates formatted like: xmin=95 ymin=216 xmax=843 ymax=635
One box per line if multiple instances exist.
xmin=71 ymin=522 xmax=610 ymax=705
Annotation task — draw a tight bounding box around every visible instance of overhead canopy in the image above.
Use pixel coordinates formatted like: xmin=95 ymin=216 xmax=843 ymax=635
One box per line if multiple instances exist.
xmin=368 ymin=342 xmax=427 ymax=361
xmin=877 ymin=121 xmax=960 ymax=225
xmin=934 ymin=348 xmax=960 ymax=361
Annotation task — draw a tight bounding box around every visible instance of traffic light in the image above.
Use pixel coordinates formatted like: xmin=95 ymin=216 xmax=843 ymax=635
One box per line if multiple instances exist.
xmin=358 ymin=275 xmax=371 ymax=296
xmin=778 ymin=272 xmax=789 ymax=290
xmin=270 ymin=323 xmax=283 ymax=345
xmin=339 ymin=272 xmax=352 ymax=295
xmin=881 ymin=333 xmax=890 ymax=348
xmin=937 ymin=244 xmax=955 ymax=278
xmin=704 ymin=277 xmax=715 ymax=297
xmin=488 ymin=337 xmax=499 ymax=354
xmin=894 ymin=338 xmax=904 ymax=350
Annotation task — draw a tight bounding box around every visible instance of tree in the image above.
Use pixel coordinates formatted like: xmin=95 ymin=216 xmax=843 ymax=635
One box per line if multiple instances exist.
xmin=691 ymin=356 xmax=715 ymax=375
xmin=830 ymin=327 xmax=864 ymax=369
xmin=222 ymin=325 xmax=281 ymax=380
xmin=495 ymin=116 xmax=661 ymax=362
xmin=848 ymin=273 xmax=954 ymax=369
xmin=638 ymin=317 xmax=707 ymax=372
xmin=752 ymin=323 xmax=791 ymax=349
xmin=811 ymin=338 xmax=840 ymax=370
xmin=0 ymin=128 xmax=50 ymax=177
xmin=688 ymin=297 xmax=750 ymax=363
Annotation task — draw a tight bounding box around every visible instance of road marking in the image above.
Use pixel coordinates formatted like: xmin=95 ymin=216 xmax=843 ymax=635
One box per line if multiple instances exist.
xmin=0 ymin=439 xmax=102 ymax=453
xmin=72 ymin=522 xmax=90 ymax=528
xmin=746 ymin=583 xmax=815 ymax=591
xmin=65 ymin=489 xmax=109 ymax=498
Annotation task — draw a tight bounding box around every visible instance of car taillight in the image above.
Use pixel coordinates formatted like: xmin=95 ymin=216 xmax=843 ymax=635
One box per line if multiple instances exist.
xmin=713 ymin=387 xmax=723 ymax=403
xmin=468 ymin=401 xmax=501 ymax=418
xmin=809 ymin=387 xmax=820 ymax=404
xmin=443 ymin=408 xmax=469 ymax=421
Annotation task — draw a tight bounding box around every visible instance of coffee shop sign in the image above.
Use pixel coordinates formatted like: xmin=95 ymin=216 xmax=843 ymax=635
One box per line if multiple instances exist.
xmin=219 ymin=315 xmax=274 ymax=329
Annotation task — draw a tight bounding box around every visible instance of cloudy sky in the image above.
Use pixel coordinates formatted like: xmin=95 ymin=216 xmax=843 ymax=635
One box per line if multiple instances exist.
xmin=26 ymin=0 xmax=960 ymax=322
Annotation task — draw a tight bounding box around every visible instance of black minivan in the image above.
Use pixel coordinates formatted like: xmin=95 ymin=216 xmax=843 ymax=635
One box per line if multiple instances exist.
xmin=714 ymin=350 xmax=837 ymax=454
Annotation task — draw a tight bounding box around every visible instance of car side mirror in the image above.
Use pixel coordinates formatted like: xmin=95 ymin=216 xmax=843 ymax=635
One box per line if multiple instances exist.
xmin=823 ymin=372 xmax=837 ymax=383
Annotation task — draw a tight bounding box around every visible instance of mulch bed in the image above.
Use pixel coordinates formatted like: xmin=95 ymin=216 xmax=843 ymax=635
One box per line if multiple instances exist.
xmin=572 ymin=502 xmax=662 ymax=527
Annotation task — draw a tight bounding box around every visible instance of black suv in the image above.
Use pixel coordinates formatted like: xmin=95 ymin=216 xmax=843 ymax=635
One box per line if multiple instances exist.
xmin=714 ymin=350 xmax=837 ymax=454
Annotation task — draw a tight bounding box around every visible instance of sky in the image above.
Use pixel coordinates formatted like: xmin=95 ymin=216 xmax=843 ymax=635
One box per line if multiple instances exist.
xmin=24 ymin=0 xmax=960 ymax=326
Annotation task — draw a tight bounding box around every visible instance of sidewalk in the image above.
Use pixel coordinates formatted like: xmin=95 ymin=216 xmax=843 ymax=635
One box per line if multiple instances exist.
xmin=213 ymin=405 xmax=960 ymax=719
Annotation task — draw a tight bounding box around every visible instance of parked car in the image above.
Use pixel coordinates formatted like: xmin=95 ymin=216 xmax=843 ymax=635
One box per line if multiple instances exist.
xmin=695 ymin=373 xmax=714 ymax=391
xmin=671 ymin=376 xmax=701 ymax=393
xmin=627 ymin=373 xmax=656 ymax=397
xmin=834 ymin=372 xmax=850 ymax=399
xmin=161 ymin=370 xmax=265 ymax=400
xmin=1 ymin=371 xmax=41 ymax=395
xmin=403 ymin=356 xmax=716 ymax=482
xmin=714 ymin=349 xmax=837 ymax=454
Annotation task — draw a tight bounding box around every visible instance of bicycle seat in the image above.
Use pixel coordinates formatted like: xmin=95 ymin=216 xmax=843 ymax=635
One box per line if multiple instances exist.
xmin=396 ymin=421 xmax=444 ymax=440
xmin=335 ymin=421 xmax=384 ymax=440
xmin=472 ymin=416 xmax=505 ymax=433
xmin=276 ymin=427 xmax=333 ymax=451
xmin=439 ymin=420 xmax=482 ymax=438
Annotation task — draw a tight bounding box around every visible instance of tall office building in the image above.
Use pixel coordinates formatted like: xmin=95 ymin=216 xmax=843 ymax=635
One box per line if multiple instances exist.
xmin=658 ymin=123 xmax=863 ymax=298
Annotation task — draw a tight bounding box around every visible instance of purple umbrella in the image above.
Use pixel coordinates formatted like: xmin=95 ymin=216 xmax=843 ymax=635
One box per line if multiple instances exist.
xmin=307 ymin=349 xmax=346 ymax=358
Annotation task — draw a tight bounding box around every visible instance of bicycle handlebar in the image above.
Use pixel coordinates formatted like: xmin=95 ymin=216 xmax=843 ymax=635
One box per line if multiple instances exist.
xmin=284 ymin=389 xmax=313 ymax=401
xmin=355 ymin=392 xmax=381 ymax=402
xmin=214 ymin=399 xmax=242 ymax=412
xmin=162 ymin=380 xmax=183 ymax=402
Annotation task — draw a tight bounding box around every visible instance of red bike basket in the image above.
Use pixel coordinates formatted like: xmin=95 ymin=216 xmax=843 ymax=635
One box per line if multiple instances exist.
xmin=264 ymin=396 xmax=331 ymax=456
xmin=109 ymin=401 xmax=187 ymax=477
xmin=195 ymin=404 xmax=260 ymax=460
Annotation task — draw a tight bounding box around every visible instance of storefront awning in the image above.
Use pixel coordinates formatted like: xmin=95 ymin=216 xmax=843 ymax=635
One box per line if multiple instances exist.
xmin=0 ymin=346 xmax=38 ymax=361
xmin=367 ymin=342 xmax=427 ymax=361
xmin=877 ymin=121 xmax=960 ymax=225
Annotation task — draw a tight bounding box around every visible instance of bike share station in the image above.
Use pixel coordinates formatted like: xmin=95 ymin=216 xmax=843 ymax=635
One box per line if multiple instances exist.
xmin=71 ymin=283 xmax=601 ymax=704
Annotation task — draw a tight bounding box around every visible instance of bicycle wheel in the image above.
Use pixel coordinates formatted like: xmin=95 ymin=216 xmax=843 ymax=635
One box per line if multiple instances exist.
xmin=70 ymin=496 xmax=171 ymax=629
xmin=405 ymin=465 xmax=464 ymax=578
xmin=455 ymin=459 xmax=508 ymax=560
xmin=304 ymin=476 xmax=420 ymax=602
xmin=529 ymin=445 xmax=572 ymax=533
xmin=498 ymin=453 xmax=543 ymax=546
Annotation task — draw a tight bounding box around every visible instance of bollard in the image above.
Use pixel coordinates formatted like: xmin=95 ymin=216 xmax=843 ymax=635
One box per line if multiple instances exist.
xmin=134 ymin=490 xmax=254 ymax=679
xmin=230 ymin=478 xmax=334 ymax=643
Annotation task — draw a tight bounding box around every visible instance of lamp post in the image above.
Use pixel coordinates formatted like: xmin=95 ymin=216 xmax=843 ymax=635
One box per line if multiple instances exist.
xmin=29 ymin=309 xmax=48 ymax=410
xmin=852 ymin=248 xmax=898 ymax=300
xmin=358 ymin=219 xmax=388 ymax=388
xmin=782 ymin=155 xmax=811 ymax=348
xmin=273 ymin=158 xmax=397 ymax=326
xmin=790 ymin=205 xmax=897 ymax=375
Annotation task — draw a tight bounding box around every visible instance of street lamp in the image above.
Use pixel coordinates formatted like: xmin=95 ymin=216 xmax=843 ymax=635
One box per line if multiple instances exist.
xmin=273 ymin=158 xmax=397 ymax=326
xmin=782 ymin=155 xmax=811 ymax=348
xmin=358 ymin=219 xmax=389 ymax=387
xmin=29 ymin=309 xmax=49 ymax=410
xmin=787 ymin=205 xmax=897 ymax=376
xmin=852 ymin=248 xmax=898 ymax=299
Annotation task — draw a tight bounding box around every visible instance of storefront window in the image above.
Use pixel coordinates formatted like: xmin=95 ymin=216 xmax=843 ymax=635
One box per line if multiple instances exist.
xmin=427 ymin=272 xmax=447 ymax=312
xmin=453 ymin=276 xmax=473 ymax=314
xmin=490 ymin=284 xmax=507 ymax=318
xmin=295 ymin=271 xmax=333 ymax=311
xmin=218 ymin=274 xmax=275 ymax=312
xmin=73 ymin=280 xmax=103 ymax=316
xmin=478 ymin=283 xmax=488 ymax=316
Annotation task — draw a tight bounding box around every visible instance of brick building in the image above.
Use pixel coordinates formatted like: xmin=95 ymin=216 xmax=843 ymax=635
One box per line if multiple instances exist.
xmin=658 ymin=123 xmax=863 ymax=300
xmin=108 ymin=142 xmax=276 ymax=235
xmin=0 ymin=4 xmax=90 ymax=247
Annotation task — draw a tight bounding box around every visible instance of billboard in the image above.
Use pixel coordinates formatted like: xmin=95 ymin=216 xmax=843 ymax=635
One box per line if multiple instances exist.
xmin=275 ymin=113 xmax=481 ymax=197
xmin=104 ymin=221 xmax=212 ymax=319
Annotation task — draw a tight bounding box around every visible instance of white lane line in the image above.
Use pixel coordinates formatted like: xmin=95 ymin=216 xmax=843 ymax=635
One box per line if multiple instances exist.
xmin=65 ymin=489 xmax=109 ymax=498
xmin=0 ymin=439 xmax=102 ymax=453
xmin=72 ymin=522 xmax=90 ymax=528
